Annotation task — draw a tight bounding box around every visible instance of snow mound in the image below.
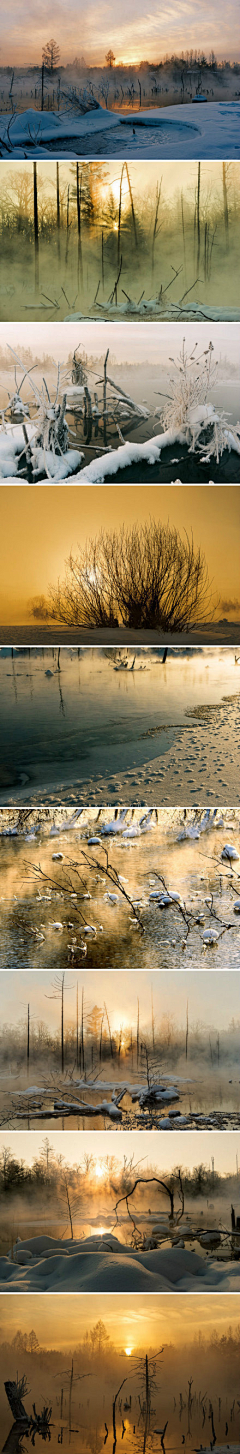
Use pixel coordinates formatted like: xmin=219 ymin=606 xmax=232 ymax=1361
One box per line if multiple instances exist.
xmin=0 ymin=1234 xmax=239 ymax=1292
xmin=0 ymin=103 xmax=119 ymax=150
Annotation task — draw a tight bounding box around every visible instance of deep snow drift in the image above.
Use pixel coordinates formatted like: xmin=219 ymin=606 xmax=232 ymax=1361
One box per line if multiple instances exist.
xmin=0 ymin=102 xmax=239 ymax=159
xmin=0 ymin=1232 xmax=239 ymax=1292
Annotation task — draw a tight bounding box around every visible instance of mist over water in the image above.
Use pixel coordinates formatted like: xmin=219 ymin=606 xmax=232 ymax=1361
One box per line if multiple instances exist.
xmin=0 ymin=647 xmax=239 ymax=803
xmin=0 ymin=804 xmax=239 ymax=969
xmin=0 ymin=1318 xmax=240 ymax=1452
xmin=0 ymin=159 xmax=239 ymax=321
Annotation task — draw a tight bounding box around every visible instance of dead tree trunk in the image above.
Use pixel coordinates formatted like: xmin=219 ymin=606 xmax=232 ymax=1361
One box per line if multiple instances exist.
xmin=27 ymin=1003 xmax=30 ymax=1074
xmin=118 ymin=165 xmax=124 ymax=265
xmin=103 ymin=348 xmax=109 ymax=447
xmin=81 ymin=987 xmax=85 ymax=1071
xmin=65 ymin=185 xmax=70 ymax=264
xmin=222 ymin=162 xmax=229 ymax=249
xmin=56 ymin=162 xmax=60 ymax=258
xmin=112 ymin=1381 xmax=127 ymax=1444
xmin=33 ymin=162 xmax=39 ymax=290
xmin=143 ymin=1356 xmax=150 ymax=1452
xmin=4 ymin=1380 xmax=29 ymax=1423
xmin=69 ymin=1359 xmax=73 ymax=1432
xmin=84 ymin=385 xmax=93 ymax=443
xmin=196 ymin=162 xmax=201 ymax=272
xmin=181 ymin=191 xmax=186 ymax=283
xmin=61 ymin=975 xmax=64 ymax=1074
xmin=185 ymin=1000 xmax=189 ymax=1059
xmin=76 ymin=163 xmax=83 ymax=282
xmin=76 ymin=981 xmax=79 ymax=1066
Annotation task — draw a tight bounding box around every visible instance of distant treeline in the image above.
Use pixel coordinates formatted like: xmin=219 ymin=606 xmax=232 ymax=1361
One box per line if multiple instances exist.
xmin=1 ymin=53 xmax=240 ymax=74
xmin=0 ymin=1145 xmax=237 ymax=1201
xmin=0 ymin=1322 xmax=239 ymax=1387
xmin=1 ymin=1013 xmax=239 ymax=1071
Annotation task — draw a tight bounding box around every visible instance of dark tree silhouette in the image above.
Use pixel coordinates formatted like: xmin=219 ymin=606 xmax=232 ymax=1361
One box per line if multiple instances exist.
xmin=42 ymin=39 xmax=60 ymax=72
xmin=106 ymin=49 xmax=115 ymax=67
xmin=33 ymin=519 xmax=215 ymax=632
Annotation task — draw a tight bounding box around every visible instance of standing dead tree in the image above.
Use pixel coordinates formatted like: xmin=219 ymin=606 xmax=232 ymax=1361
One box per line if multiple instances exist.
xmin=113 ymin=1379 xmax=127 ymax=1446
xmin=152 ymin=179 xmax=162 ymax=277
xmin=45 ymin=973 xmax=75 ymax=1074
xmin=33 ymin=163 xmax=39 ymax=290
xmin=134 ymin=1349 xmax=164 ymax=1451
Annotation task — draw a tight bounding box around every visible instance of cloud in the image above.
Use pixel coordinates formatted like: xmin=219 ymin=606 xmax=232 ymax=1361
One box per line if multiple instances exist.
xmin=1 ymin=0 xmax=239 ymax=63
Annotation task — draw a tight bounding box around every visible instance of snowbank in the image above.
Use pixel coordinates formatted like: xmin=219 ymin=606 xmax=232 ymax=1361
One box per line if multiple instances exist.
xmin=68 ymin=430 xmax=184 ymax=481
xmin=65 ymin=304 xmax=240 ymax=323
xmin=29 ymin=446 xmax=83 ymax=480
xmin=0 ymin=423 xmax=83 ymax=480
xmin=0 ymin=103 xmax=119 ymax=152
xmin=0 ymin=1233 xmax=238 ymax=1292
xmin=0 ymin=102 xmax=239 ymax=159
xmin=65 ymin=412 xmax=240 ymax=483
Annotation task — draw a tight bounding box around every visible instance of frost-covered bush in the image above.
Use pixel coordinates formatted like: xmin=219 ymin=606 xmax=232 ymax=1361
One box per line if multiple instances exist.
xmin=155 ymin=338 xmax=240 ymax=461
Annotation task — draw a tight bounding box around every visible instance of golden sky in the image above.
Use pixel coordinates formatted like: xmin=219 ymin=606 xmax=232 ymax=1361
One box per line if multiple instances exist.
xmin=1 ymin=0 xmax=239 ymax=67
xmin=1 ymin=1128 xmax=239 ymax=1175
xmin=1 ymin=158 xmax=237 ymax=204
xmin=0 ymin=1293 xmax=238 ymax=1349
xmin=1 ymin=969 xmax=239 ymax=1033
xmin=0 ymin=485 xmax=239 ymax=621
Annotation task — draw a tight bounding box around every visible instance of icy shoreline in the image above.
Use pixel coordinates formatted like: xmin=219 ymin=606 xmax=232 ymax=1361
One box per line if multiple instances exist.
xmin=0 ymin=102 xmax=239 ymax=159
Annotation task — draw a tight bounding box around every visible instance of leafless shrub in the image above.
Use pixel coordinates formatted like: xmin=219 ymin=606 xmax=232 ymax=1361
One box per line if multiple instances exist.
xmin=31 ymin=518 xmax=215 ymax=632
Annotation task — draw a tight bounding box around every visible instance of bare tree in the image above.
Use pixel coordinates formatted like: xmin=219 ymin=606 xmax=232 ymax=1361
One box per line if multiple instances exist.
xmin=33 ymin=519 xmax=215 ymax=632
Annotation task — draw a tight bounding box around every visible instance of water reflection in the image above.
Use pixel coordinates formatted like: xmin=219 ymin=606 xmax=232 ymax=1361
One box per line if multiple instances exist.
xmin=0 ymin=805 xmax=239 ymax=970
xmin=0 ymin=647 xmax=239 ymax=804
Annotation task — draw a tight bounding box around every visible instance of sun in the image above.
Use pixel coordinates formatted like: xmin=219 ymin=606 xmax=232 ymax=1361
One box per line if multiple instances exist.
xmin=99 ymin=177 xmax=129 ymax=214
xmin=125 ymin=1346 xmax=133 ymax=1357
xmin=90 ymin=1225 xmax=106 ymax=1236
xmin=95 ymin=1161 xmax=104 ymax=1179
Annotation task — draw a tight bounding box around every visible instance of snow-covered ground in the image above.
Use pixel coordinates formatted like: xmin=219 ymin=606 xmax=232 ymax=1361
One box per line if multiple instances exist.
xmin=0 ymin=1232 xmax=239 ymax=1291
xmin=2 ymin=410 xmax=239 ymax=483
xmin=0 ymin=102 xmax=239 ymax=158
xmin=67 ymin=411 xmax=240 ymax=481
xmin=66 ymin=305 xmax=240 ymax=323
xmin=0 ymin=650 xmax=239 ymax=807
xmin=0 ymin=422 xmax=82 ymax=480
